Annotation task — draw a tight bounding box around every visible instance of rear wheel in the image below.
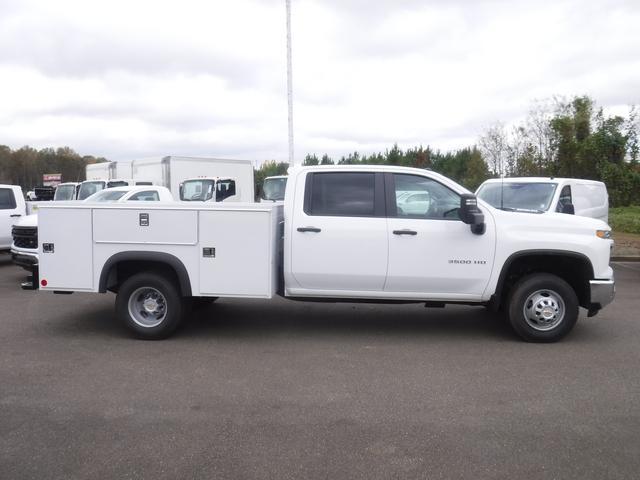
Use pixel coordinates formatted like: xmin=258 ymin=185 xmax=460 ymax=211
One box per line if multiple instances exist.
xmin=507 ymin=273 xmax=579 ymax=342
xmin=116 ymin=272 xmax=185 ymax=339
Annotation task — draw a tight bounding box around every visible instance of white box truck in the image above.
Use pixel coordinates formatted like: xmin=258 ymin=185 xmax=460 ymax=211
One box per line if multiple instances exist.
xmin=131 ymin=156 xmax=254 ymax=202
xmin=30 ymin=165 xmax=615 ymax=343
xmin=86 ymin=162 xmax=113 ymax=180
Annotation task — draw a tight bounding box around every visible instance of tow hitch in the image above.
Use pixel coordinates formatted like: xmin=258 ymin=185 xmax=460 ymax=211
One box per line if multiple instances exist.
xmin=20 ymin=266 xmax=39 ymax=290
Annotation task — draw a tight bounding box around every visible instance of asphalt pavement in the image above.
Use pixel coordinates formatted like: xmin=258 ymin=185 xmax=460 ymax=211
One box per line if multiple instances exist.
xmin=1 ymin=255 xmax=639 ymax=479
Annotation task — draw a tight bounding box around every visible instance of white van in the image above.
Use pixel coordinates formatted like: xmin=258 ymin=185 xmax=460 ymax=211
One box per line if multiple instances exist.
xmin=476 ymin=177 xmax=609 ymax=223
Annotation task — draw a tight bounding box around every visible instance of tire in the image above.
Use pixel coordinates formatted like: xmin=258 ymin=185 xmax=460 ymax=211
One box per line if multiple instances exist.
xmin=115 ymin=272 xmax=185 ymax=340
xmin=507 ymin=273 xmax=579 ymax=343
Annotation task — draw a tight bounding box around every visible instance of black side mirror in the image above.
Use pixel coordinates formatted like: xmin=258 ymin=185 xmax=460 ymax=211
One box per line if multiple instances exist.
xmin=561 ymin=203 xmax=575 ymax=215
xmin=179 ymin=184 xmax=184 ymax=201
xmin=459 ymin=194 xmax=486 ymax=235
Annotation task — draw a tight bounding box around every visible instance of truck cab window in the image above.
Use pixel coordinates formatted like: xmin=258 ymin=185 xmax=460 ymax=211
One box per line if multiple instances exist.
xmin=392 ymin=174 xmax=460 ymax=219
xmin=181 ymin=180 xmax=215 ymax=201
xmin=556 ymin=186 xmax=572 ymax=213
xmin=128 ymin=191 xmax=160 ymax=201
xmin=307 ymin=172 xmax=376 ymax=217
xmin=216 ymin=180 xmax=236 ymax=202
xmin=0 ymin=188 xmax=16 ymax=209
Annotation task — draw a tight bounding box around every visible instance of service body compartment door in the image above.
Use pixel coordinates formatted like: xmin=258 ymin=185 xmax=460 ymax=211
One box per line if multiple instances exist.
xmin=198 ymin=209 xmax=277 ymax=297
xmin=93 ymin=208 xmax=197 ymax=245
xmin=39 ymin=208 xmax=94 ymax=290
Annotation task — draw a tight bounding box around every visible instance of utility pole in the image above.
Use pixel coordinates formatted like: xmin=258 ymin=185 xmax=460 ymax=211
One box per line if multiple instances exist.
xmin=286 ymin=0 xmax=294 ymax=166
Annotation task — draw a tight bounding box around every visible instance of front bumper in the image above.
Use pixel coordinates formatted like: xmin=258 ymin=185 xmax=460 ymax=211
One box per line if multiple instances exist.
xmin=10 ymin=249 xmax=39 ymax=290
xmin=10 ymin=249 xmax=39 ymax=269
xmin=589 ymin=278 xmax=615 ymax=311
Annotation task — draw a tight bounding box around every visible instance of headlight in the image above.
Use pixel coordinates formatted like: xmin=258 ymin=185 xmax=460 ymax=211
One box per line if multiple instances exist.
xmin=596 ymin=230 xmax=612 ymax=239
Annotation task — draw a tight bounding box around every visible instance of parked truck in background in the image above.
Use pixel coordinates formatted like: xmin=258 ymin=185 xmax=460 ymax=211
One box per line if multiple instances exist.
xmin=1 ymin=185 xmax=26 ymax=251
xmin=260 ymin=175 xmax=288 ymax=202
xmin=131 ymin=156 xmax=254 ymax=202
xmin=30 ymin=165 xmax=615 ymax=343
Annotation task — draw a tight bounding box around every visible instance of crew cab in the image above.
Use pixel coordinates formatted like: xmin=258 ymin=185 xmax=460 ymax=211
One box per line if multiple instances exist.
xmin=31 ymin=165 xmax=615 ymax=342
xmin=11 ymin=186 xmax=173 ymax=275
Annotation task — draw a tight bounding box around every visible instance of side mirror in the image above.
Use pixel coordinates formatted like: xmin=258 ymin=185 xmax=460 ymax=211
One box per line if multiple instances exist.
xmin=561 ymin=203 xmax=575 ymax=215
xmin=179 ymin=184 xmax=184 ymax=201
xmin=459 ymin=194 xmax=486 ymax=235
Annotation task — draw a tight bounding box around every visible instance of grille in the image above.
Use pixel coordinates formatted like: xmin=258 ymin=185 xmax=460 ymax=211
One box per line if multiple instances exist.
xmin=12 ymin=226 xmax=38 ymax=249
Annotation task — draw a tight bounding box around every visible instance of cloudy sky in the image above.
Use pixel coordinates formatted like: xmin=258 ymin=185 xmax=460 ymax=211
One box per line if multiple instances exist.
xmin=0 ymin=0 xmax=638 ymax=163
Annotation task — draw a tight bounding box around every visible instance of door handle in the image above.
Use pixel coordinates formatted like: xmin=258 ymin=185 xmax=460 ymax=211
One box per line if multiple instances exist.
xmin=297 ymin=226 xmax=321 ymax=233
xmin=10 ymin=214 xmax=22 ymax=217
xmin=393 ymin=229 xmax=417 ymax=236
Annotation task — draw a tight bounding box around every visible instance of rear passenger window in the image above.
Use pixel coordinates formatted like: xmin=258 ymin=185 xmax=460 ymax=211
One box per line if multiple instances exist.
xmin=307 ymin=173 xmax=375 ymax=217
xmin=128 ymin=191 xmax=160 ymax=201
xmin=0 ymin=188 xmax=17 ymax=209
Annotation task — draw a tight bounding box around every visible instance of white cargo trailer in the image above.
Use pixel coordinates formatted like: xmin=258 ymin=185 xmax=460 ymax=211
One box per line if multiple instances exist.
xmin=86 ymin=161 xmax=133 ymax=182
xmin=131 ymin=156 xmax=255 ymax=202
xmin=86 ymin=162 xmax=113 ymax=180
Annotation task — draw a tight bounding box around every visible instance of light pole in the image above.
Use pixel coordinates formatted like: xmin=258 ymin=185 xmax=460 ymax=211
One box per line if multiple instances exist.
xmin=286 ymin=0 xmax=294 ymax=166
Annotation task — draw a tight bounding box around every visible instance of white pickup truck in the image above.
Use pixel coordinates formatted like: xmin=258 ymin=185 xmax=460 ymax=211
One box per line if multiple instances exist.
xmin=31 ymin=165 xmax=615 ymax=342
xmin=1 ymin=185 xmax=26 ymax=251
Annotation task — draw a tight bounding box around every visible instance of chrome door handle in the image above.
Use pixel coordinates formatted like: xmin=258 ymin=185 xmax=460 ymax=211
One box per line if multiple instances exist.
xmin=393 ymin=229 xmax=417 ymax=236
xmin=297 ymin=226 xmax=321 ymax=233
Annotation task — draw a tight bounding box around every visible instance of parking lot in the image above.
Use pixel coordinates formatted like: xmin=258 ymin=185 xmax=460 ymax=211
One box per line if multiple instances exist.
xmin=0 ymin=256 xmax=638 ymax=479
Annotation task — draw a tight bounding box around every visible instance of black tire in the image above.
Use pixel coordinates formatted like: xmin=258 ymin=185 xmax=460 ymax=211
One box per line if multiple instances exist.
xmin=507 ymin=273 xmax=579 ymax=343
xmin=115 ymin=272 xmax=185 ymax=340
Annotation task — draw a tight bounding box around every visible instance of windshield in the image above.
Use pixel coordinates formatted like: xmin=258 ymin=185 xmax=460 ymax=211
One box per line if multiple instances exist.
xmin=54 ymin=184 xmax=76 ymax=201
xmin=84 ymin=190 xmax=127 ymax=202
xmin=181 ymin=179 xmax=215 ymax=201
xmin=262 ymin=177 xmax=287 ymax=201
xmin=477 ymin=182 xmax=557 ymax=212
xmin=77 ymin=181 xmax=106 ymax=200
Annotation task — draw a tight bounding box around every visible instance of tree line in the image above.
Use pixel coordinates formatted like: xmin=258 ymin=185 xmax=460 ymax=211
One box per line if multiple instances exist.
xmin=0 ymin=145 xmax=107 ymax=189
xmin=478 ymin=96 xmax=639 ymax=206
xmin=3 ymin=94 xmax=638 ymax=206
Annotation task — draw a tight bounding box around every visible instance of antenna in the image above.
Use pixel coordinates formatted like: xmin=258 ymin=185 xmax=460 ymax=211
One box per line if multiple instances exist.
xmin=500 ymin=157 xmax=504 ymax=211
xmin=285 ymin=0 xmax=294 ymax=166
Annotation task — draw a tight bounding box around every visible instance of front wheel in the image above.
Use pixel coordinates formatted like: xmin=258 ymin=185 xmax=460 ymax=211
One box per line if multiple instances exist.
xmin=507 ymin=273 xmax=579 ymax=343
xmin=116 ymin=272 xmax=185 ymax=340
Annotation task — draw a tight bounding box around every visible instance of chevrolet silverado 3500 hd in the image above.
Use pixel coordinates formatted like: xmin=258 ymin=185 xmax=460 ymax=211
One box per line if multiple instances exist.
xmin=30 ymin=165 xmax=615 ymax=342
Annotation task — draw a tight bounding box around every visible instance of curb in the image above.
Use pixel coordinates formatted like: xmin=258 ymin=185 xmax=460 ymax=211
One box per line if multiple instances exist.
xmin=612 ymin=256 xmax=640 ymax=262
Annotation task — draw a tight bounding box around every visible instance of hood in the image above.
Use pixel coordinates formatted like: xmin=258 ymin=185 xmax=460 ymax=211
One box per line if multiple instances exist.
xmin=13 ymin=214 xmax=38 ymax=228
xmin=489 ymin=206 xmax=609 ymax=232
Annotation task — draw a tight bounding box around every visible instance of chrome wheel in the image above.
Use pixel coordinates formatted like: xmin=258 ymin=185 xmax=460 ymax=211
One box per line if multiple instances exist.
xmin=128 ymin=287 xmax=167 ymax=328
xmin=522 ymin=289 xmax=565 ymax=331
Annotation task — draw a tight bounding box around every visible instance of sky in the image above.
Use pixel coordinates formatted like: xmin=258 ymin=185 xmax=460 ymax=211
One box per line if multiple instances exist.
xmin=0 ymin=0 xmax=639 ymax=164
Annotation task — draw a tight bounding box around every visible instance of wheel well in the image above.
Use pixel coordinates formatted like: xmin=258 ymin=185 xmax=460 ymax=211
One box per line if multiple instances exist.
xmin=495 ymin=252 xmax=593 ymax=309
xmin=99 ymin=252 xmax=192 ymax=296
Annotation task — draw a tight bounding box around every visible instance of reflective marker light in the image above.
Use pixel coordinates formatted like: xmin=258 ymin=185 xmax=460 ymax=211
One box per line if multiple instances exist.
xmin=40 ymin=279 xmax=47 ymax=287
